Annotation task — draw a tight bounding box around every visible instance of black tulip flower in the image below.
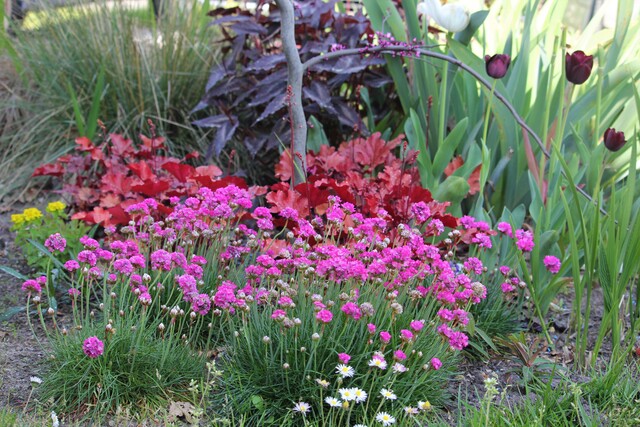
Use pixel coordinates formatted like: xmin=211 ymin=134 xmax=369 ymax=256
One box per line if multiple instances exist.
xmin=565 ymin=51 xmax=593 ymax=85
xmin=484 ymin=54 xmax=511 ymax=79
xmin=603 ymin=128 xmax=626 ymax=152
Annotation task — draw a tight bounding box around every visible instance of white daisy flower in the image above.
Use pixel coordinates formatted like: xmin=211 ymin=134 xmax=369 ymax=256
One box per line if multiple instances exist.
xmin=368 ymin=358 xmax=387 ymax=370
xmin=418 ymin=400 xmax=432 ymax=410
xmin=392 ymin=362 xmax=407 ymax=373
xmin=352 ymin=387 xmax=368 ymax=403
xmin=404 ymin=406 xmax=419 ymax=415
xmin=325 ymin=396 xmax=342 ymax=407
xmin=30 ymin=376 xmax=43 ymax=385
xmin=380 ymin=388 xmax=397 ymax=400
xmin=315 ymin=378 xmax=330 ymax=388
xmin=293 ymin=401 xmax=311 ymax=415
xmin=339 ymin=387 xmax=356 ymax=401
xmin=336 ymin=364 xmax=355 ymax=378
xmin=375 ymin=412 xmax=396 ymax=425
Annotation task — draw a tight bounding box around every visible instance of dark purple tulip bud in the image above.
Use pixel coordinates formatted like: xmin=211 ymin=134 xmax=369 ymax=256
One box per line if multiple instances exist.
xmin=484 ymin=54 xmax=511 ymax=79
xmin=565 ymin=51 xmax=593 ymax=85
xmin=603 ymin=128 xmax=626 ymax=152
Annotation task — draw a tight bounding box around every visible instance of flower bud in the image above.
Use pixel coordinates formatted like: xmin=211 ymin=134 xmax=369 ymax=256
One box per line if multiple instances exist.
xmin=262 ymin=336 xmax=271 ymax=344
xmin=565 ymin=51 xmax=593 ymax=85
xmin=485 ymin=54 xmax=511 ymax=79
xmin=312 ymin=333 xmax=321 ymax=341
xmin=158 ymin=323 xmax=165 ymax=331
xmin=47 ymin=307 xmax=55 ymax=316
xmin=603 ymin=128 xmax=626 ymax=152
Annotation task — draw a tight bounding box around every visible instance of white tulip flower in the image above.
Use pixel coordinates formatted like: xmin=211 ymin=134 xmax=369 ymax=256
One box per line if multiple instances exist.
xmin=417 ymin=0 xmax=470 ymax=33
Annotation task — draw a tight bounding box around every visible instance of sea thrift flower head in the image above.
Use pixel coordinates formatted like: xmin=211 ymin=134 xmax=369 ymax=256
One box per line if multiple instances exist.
xmin=316 ymin=309 xmax=333 ymax=323
xmin=21 ymin=279 xmax=42 ymax=294
xmin=430 ymin=357 xmax=442 ymax=370
xmin=515 ymin=229 xmax=535 ymax=252
xmin=410 ymin=320 xmax=424 ymax=332
xmin=68 ymin=288 xmax=81 ymax=298
xmin=565 ymin=51 xmax=593 ymax=85
xmin=603 ymin=128 xmax=627 ymax=152
xmin=543 ymin=255 xmax=562 ymax=274
xmin=400 ymin=329 xmax=414 ymax=341
xmin=496 ymin=222 xmax=513 ymax=237
xmin=341 ymin=301 xmax=362 ymax=320
xmin=44 ymin=233 xmax=66 ymax=253
xmin=271 ymin=309 xmax=287 ymax=321
xmin=338 ymin=353 xmax=351 ymax=364
xmin=192 ymin=293 xmax=212 ymax=315
xmin=394 ymin=350 xmax=407 ymax=361
xmin=380 ymin=331 xmax=391 ymax=343
xmin=79 ymin=236 xmax=100 ymax=250
xmin=83 ymin=336 xmax=104 ymax=358
xmin=410 ymin=201 xmax=431 ymax=223
xmin=501 ymin=281 xmax=516 ymax=293
xmin=484 ymin=54 xmax=511 ymax=79
xmin=499 ymin=265 xmax=510 ymax=276
xmin=367 ymin=323 xmax=377 ymax=334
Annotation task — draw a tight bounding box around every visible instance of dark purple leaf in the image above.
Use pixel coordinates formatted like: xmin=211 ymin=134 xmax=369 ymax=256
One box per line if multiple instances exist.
xmin=332 ymin=100 xmax=365 ymax=130
xmin=230 ymin=20 xmax=268 ymax=35
xmin=243 ymin=136 xmax=268 ymax=158
xmin=192 ymin=115 xmax=229 ymax=129
xmin=246 ymin=54 xmax=286 ymax=72
xmin=248 ymin=82 xmax=286 ymax=107
xmin=303 ymin=81 xmax=332 ymax=110
xmin=206 ymin=66 xmax=226 ymax=91
xmin=206 ymin=118 xmax=239 ymax=159
xmin=255 ymin=93 xmax=286 ymax=123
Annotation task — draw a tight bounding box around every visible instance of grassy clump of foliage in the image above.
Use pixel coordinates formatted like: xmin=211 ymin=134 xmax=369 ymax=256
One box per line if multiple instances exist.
xmin=0 ymin=0 xmax=218 ymax=201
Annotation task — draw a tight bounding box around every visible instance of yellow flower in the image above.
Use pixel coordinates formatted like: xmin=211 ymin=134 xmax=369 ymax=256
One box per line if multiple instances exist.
xmin=46 ymin=201 xmax=66 ymax=214
xmin=11 ymin=213 xmax=25 ymax=226
xmin=22 ymin=208 xmax=43 ymax=222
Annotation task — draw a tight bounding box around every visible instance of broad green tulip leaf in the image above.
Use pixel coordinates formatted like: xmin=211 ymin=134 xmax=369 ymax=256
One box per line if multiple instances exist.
xmin=433 ymin=118 xmax=468 ymax=178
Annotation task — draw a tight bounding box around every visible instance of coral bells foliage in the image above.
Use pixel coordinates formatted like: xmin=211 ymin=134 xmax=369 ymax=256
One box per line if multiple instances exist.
xmin=31 ymin=132 xmax=251 ymax=227
xmin=272 ymin=132 xmax=459 ymax=227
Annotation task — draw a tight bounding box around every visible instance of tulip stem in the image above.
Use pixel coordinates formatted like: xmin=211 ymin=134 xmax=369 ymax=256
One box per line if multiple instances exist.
xmin=302 ymin=45 xmax=607 ymax=215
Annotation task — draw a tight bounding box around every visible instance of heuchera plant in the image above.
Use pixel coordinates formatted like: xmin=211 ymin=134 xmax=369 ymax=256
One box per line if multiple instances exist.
xmin=194 ymin=0 xmax=395 ymax=158
xmin=269 ymin=132 xmax=459 ymax=228
xmin=31 ymin=132 xmax=249 ymax=226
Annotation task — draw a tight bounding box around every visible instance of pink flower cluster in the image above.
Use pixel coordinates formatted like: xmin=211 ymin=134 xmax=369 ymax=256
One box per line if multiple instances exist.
xmin=83 ymin=336 xmax=104 ymax=358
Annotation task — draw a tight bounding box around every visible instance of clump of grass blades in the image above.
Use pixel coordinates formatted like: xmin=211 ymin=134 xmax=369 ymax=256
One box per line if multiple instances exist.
xmin=38 ymin=319 xmax=206 ymax=422
xmin=0 ymin=0 xmax=218 ymax=201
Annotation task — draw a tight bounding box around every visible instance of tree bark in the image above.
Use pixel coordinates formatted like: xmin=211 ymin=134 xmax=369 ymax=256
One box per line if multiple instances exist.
xmin=275 ymin=0 xmax=307 ymax=185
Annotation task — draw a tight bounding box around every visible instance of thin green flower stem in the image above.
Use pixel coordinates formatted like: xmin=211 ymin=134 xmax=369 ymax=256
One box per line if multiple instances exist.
xmin=302 ymin=45 xmax=606 ymax=215
xmin=517 ymin=254 xmax=552 ymax=346
xmin=25 ymin=297 xmax=44 ymax=349
xmin=481 ymin=81 xmax=497 ymax=159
